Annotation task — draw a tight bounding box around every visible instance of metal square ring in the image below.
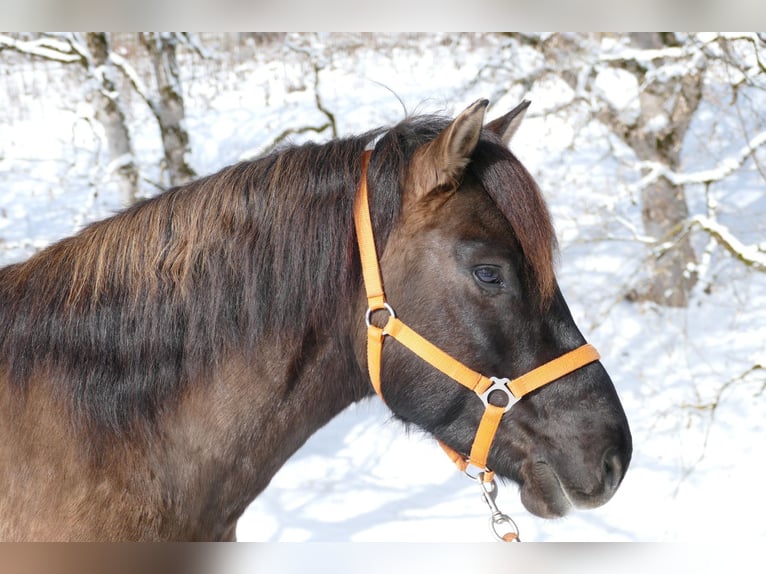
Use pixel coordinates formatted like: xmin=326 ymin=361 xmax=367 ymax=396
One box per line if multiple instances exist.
xmin=478 ymin=377 xmax=516 ymax=413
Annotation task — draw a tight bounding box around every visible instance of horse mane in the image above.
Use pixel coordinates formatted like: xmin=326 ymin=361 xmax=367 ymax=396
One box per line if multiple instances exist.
xmin=368 ymin=117 xmax=556 ymax=303
xmin=468 ymin=135 xmax=558 ymax=303
xmin=0 ymin=113 xmax=556 ymax=444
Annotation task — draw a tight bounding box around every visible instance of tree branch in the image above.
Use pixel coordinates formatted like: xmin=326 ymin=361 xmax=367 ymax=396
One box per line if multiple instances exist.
xmin=631 ymin=128 xmax=766 ymax=191
xmin=250 ymin=123 xmax=332 ymax=158
xmin=109 ymin=51 xmax=159 ymax=118
xmin=312 ymin=62 xmax=337 ymax=138
xmin=686 ymin=215 xmax=766 ymax=272
xmin=0 ymin=33 xmax=84 ymax=64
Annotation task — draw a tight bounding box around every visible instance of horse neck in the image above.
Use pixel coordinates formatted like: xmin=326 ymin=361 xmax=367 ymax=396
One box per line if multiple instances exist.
xmin=151 ymin=320 xmax=370 ymax=538
xmin=0 ymin=275 xmax=372 ymax=541
xmin=0 ymin=150 xmax=378 ymax=538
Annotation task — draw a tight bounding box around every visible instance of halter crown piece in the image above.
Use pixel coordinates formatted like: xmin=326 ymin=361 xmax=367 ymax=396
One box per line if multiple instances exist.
xmin=353 ymin=148 xmax=600 ymax=486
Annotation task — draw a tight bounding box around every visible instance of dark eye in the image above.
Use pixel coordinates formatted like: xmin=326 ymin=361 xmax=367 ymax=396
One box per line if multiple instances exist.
xmin=473 ymin=265 xmax=505 ymax=288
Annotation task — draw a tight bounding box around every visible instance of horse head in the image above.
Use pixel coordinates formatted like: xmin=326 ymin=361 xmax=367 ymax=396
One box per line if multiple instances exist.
xmin=358 ymin=99 xmax=632 ymax=518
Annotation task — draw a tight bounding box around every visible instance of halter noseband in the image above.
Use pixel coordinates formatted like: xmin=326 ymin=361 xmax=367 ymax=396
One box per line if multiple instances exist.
xmin=353 ymin=149 xmax=600 ymax=480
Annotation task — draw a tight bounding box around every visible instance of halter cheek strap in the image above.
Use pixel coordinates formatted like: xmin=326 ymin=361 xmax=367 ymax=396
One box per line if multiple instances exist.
xmin=353 ymin=149 xmax=600 ymax=479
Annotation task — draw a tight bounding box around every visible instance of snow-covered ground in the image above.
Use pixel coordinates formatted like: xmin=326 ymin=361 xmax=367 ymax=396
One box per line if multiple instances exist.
xmin=1 ymin=33 xmax=764 ymax=542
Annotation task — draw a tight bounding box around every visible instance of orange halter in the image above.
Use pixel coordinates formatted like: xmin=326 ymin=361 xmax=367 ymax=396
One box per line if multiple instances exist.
xmin=353 ymin=149 xmax=600 ymax=481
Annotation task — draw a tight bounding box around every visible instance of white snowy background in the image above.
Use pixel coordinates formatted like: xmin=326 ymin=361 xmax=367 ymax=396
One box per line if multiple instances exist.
xmin=1 ymin=33 xmax=764 ymax=542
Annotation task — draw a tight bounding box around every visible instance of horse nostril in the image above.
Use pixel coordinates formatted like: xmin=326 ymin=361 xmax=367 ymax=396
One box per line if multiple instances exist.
xmin=602 ymin=448 xmax=625 ymax=494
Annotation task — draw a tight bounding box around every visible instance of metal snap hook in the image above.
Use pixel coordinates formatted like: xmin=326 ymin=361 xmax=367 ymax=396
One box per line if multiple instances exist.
xmin=477 ymin=471 xmax=521 ymax=542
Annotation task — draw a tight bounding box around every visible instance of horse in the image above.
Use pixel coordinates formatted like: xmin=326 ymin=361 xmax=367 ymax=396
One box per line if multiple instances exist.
xmin=0 ymin=99 xmax=632 ymax=541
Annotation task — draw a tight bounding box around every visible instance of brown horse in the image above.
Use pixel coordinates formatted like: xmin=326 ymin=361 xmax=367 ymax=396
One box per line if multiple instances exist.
xmin=0 ymin=99 xmax=631 ymax=540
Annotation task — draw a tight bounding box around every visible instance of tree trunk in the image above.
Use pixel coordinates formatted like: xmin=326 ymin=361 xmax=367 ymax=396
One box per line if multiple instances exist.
xmin=620 ymin=33 xmax=703 ymax=307
xmin=139 ymin=33 xmax=196 ymax=187
xmin=638 ymin=177 xmax=698 ymax=306
xmin=84 ymin=33 xmax=140 ymax=205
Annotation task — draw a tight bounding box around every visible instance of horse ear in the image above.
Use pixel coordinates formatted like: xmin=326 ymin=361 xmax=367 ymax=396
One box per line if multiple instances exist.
xmin=486 ymin=100 xmax=530 ymax=146
xmin=408 ymin=99 xmax=488 ymax=198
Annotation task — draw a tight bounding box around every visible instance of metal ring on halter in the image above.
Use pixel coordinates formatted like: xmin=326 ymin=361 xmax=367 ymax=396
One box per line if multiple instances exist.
xmin=365 ymin=302 xmax=396 ymax=330
xmin=463 ymin=463 xmax=492 ymax=482
xmin=478 ymin=377 xmax=517 ymax=413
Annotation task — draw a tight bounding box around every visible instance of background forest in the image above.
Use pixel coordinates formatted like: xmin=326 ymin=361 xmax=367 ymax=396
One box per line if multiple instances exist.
xmin=1 ymin=32 xmax=764 ymax=541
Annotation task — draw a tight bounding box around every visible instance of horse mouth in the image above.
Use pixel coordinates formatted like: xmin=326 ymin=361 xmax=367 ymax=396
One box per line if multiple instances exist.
xmin=518 ymin=456 xmax=623 ymax=519
xmin=518 ymin=460 xmax=573 ymax=518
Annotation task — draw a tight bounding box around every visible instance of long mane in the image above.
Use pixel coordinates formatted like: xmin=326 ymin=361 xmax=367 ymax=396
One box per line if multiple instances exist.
xmin=469 ymin=135 xmax=557 ymax=302
xmin=0 ymin=114 xmax=555 ymax=442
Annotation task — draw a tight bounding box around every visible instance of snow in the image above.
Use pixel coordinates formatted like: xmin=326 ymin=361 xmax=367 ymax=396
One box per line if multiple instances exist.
xmin=1 ymin=33 xmax=764 ymax=543
xmin=593 ymin=66 xmax=640 ymax=124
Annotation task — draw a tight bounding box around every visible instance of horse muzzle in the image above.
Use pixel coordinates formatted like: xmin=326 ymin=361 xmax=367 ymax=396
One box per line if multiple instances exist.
xmin=518 ymin=440 xmax=631 ymax=518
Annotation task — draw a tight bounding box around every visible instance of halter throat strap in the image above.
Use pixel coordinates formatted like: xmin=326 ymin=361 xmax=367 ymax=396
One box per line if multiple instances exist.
xmin=353 ymin=149 xmax=600 ymax=477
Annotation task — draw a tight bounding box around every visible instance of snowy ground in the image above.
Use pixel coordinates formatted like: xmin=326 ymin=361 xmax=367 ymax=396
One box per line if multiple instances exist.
xmin=1 ymin=34 xmax=764 ymax=542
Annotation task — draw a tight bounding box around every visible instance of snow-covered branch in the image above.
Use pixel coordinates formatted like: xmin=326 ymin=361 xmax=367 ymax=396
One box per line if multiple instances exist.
xmin=686 ymin=215 xmax=766 ymax=273
xmin=0 ymin=33 xmax=84 ymax=64
xmin=109 ymin=51 xmax=159 ymax=117
xmin=644 ymin=206 xmax=766 ymax=274
xmin=630 ymin=129 xmax=766 ymax=192
xmin=600 ymin=45 xmax=688 ymax=66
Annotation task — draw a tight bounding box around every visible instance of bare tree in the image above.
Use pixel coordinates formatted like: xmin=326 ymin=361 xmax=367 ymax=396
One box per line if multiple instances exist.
xmin=621 ymin=34 xmax=766 ymax=284
xmin=601 ymin=33 xmax=703 ymax=307
xmin=0 ymin=33 xmax=141 ymax=205
xmin=84 ymin=33 xmax=141 ymax=205
xmin=138 ymin=33 xmax=196 ymax=186
xmin=489 ymin=32 xmax=766 ymax=306
xmin=253 ymin=36 xmax=339 ymax=156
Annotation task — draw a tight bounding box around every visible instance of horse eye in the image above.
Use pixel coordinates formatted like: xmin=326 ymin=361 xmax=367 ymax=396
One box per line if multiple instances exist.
xmin=473 ymin=265 xmax=505 ymax=287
